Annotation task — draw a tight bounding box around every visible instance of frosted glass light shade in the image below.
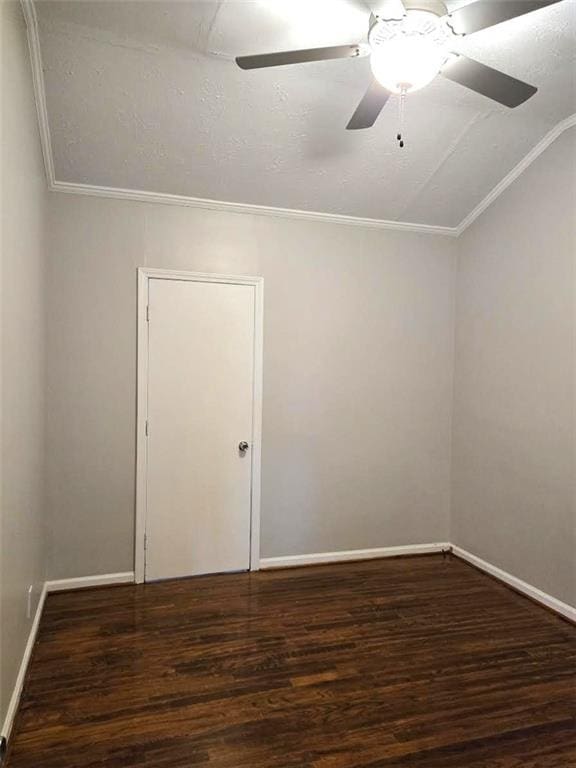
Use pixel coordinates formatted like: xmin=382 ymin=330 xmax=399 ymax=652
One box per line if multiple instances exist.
xmin=370 ymin=37 xmax=447 ymax=93
xmin=369 ymin=10 xmax=451 ymax=94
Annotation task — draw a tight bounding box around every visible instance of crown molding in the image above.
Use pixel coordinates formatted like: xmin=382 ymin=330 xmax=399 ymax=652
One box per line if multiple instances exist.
xmin=455 ymin=112 xmax=576 ymax=236
xmin=21 ymin=0 xmax=55 ymax=186
xmin=49 ymin=180 xmax=458 ymax=236
xmin=21 ymin=0 xmax=576 ymax=240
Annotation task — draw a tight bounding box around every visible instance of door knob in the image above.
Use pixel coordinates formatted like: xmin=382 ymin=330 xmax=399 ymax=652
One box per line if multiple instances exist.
xmin=238 ymin=441 xmax=250 ymax=452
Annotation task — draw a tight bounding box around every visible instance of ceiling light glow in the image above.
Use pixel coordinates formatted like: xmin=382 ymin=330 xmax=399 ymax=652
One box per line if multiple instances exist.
xmin=369 ymin=10 xmax=452 ymax=94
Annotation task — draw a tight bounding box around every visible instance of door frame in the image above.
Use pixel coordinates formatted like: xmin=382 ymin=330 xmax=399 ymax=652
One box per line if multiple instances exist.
xmin=135 ymin=268 xmax=264 ymax=583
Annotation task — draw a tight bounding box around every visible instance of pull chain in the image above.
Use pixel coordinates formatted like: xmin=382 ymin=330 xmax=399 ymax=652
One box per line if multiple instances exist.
xmin=396 ymin=85 xmax=407 ymax=148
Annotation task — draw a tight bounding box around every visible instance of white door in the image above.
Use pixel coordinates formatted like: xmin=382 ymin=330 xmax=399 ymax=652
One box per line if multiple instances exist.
xmin=144 ymin=278 xmax=256 ymax=581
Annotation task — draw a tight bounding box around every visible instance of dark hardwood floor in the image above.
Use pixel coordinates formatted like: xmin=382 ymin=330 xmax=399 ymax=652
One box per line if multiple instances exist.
xmin=7 ymin=555 xmax=576 ymax=767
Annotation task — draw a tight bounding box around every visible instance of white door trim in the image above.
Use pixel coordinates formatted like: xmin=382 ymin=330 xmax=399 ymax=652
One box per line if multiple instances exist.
xmin=135 ymin=268 xmax=264 ymax=583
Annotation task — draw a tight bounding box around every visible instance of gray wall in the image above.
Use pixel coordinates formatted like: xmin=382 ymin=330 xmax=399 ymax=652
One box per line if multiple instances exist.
xmin=45 ymin=194 xmax=457 ymax=578
xmin=1 ymin=2 xmax=47 ymax=729
xmin=452 ymin=127 xmax=576 ymax=606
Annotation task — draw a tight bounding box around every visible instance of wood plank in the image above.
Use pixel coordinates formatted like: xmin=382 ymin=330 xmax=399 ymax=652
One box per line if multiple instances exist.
xmin=6 ymin=555 xmax=576 ymax=767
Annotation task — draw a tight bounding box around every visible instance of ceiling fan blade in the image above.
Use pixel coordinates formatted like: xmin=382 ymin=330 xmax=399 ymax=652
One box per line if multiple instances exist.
xmin=346 ymin=79 xmax=390 ymax=130
xmin=236 ymin=44 xmax=364 ymax=70
xmin=441 ymin=55 xmax=537 ymax=108
xmin=446 ymin=0 xmax=563 ymax=35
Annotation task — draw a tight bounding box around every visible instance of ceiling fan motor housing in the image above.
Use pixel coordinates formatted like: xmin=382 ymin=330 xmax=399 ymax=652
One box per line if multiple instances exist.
xmin=403 ymin=1 xmax=447 ymax=17
xmin=372 ymin=1 xmax=447 ymax=21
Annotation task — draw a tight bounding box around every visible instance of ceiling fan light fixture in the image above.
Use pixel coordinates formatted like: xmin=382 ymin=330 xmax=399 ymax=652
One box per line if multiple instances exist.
xmin=368 ymin=9 xmax=451 ymax=94
xmin=370 ymin=37 xmax=448 ymax=93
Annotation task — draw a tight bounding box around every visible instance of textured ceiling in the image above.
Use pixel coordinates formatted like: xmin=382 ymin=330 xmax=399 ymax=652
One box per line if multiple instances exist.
xmin=35 ymin=0 xmax=576 ymax=227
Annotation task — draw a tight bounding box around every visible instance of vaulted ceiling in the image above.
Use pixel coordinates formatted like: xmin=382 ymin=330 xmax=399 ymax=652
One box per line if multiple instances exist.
xmin=35 ymin=0 xmax=576 ymax=228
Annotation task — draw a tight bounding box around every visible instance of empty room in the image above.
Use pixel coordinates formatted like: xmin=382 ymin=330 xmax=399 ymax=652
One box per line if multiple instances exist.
xmin=1 ymin=0 xmax=575 ymax=765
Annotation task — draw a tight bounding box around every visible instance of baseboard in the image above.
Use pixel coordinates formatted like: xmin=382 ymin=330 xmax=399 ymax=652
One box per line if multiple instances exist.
xmin=45 ymin=572 xmax=135 ymax=592
xmin=260 ymin=543 xmax=450 ymax=570
xmin=452 ymin=546 xmax=576 ymax=623
xmin=1 ymin=583 xmax=47 ymax=743
xmin=1 ymin=571 xmax=135 ymax=746
xmin=261 ymin=544 xmax=576 ymax=623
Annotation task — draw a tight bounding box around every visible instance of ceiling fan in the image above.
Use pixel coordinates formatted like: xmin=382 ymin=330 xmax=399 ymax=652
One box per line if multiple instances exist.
xmin=235 ymin=0 xmax=562 ymax=130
